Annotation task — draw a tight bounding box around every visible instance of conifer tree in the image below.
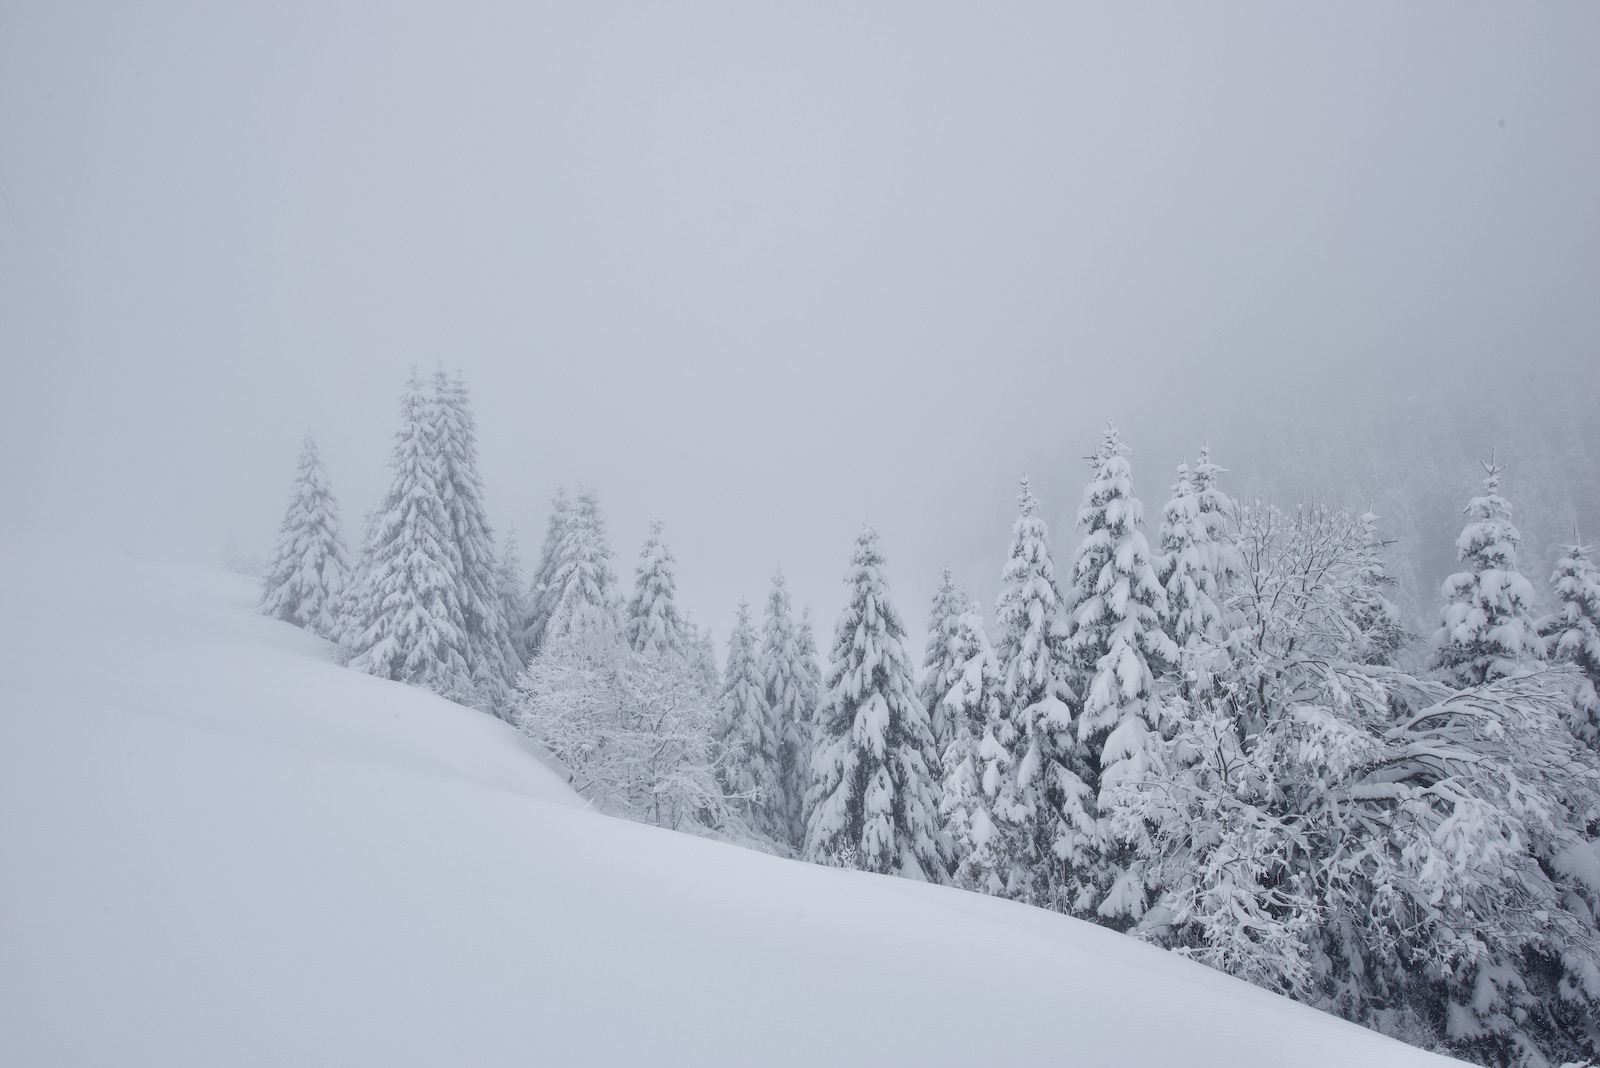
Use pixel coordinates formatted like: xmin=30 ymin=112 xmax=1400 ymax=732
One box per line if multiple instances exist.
xmin=430 ymin=369 xmax=517 ymax=711
xmin=919 ymin=567 xmax=968 ymax=757
xmin=524 ymin=488 xmax=572 ymax=656
xmin=685 ymin=618 xmax=720 ymax=697
xmin=1431 ymin=456 xmax=1546 ymax=686
xmin=981 ymin=478 xmax=1087 ymax=907
xmin=624 ymin=521 xmax=686 ymax=657
xmin=1156 ymin=462 xmax=1225 ymax=654
xmin=791 ymin=605 xmax=823 ymax=832
xmin=937 ymin=601 xmax=1003 ymax=888
xmin=495 ymin=525 xmax=530 ymax=664
xmin=796 ymin=606 xmax=822 ymax=716
xmin=337 ymin=507 xmax=379 ymax=649
xmin=718 ymin=600 xmax=784 ymax=842
xmin=541 ymin=487 xmax=621 ymax=645
xmin=1064 ymin=426 xmax=1176 ymax=924
xmin=260 ymin=434 xmax=350 ymax=641
xmin=759 ymin=569 xmax=813 ymax=847
xmin=1346 ymin=510 xmax=1408 ymax=667
xmin=804 ymin=525 xmax=950 ymax=881
xmin=347 ymin=371 xmax=474 ymax=701
xmin=1541 ymin=537 xmax=1600 ymax=749
xmin=1190 ymin=444 xmax=1240 ymax=596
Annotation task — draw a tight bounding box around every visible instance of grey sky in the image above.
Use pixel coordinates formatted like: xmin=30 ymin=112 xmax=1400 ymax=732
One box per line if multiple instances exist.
xmin=3 ymin=2 xmax=1596 ymax=644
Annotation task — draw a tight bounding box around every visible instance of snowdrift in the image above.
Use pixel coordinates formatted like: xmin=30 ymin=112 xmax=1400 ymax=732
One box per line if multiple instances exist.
xmin=0 ymin=555 xmax=1459 ymax=1066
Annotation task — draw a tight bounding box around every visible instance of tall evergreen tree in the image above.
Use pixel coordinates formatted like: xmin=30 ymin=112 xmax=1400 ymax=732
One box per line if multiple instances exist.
xmin=1064 ymin=426 xmax=1176 ymax=924
xmin=804 ymin=525 xmax=950 ymax=881
xmin=981 ymin=477 xmax=1087 ymax=907
xmin=796 ymin=606 xmax=822 ymax=716
xmin=1157 ymin=462 xmax=1225 ymax=654
xmin=919 ymin=567 xmax=968 ymax=757
xmin=1345 ymin=510 xmax=1408 ymax=667
xmin=260 ymin=434 xmax=350 ymax=641
xmin=624 ymin=521 xmax=686 ymax=657
xmin=685 ymin=617 xmax=721 ymax=697
xmin=430 ymin=369 xmax=517 ymax=712
xmin=792 ymin=605 xmax=823 ymax=833
xmin=1190 ymin=444 xmax=1240 ymax=596
xmin=524 ymin=488 xmax=572 ymax=656
xmin=495 ymin=525 xmax=531 ymax=664
xmin=937 ymin=601 xmax=1002 ymax=888
xmin=1541 ymin=537 xmax=1600 ymax=749
xmin=760 ymin=569 xmax=813 ymax=847
xmin=718 ymin=599 xmax=784 ymax=842
xmin=347 ymin=370 xmax=474 ymax=701
xmin=542 ymin=487 xmax=621 ymax=645
xmin=337 ymin=507 xmax=379 ymax=649
xmin=1431 ymin=456 xmax=1546 ymax=686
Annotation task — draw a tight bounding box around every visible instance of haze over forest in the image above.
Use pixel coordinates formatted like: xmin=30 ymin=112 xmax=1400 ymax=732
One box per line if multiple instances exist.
xmin=2 ymin=2 xmax=1596 ymax=643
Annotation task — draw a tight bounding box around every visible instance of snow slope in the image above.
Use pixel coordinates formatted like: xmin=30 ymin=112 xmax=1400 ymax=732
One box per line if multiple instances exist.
xmin=0 ymin=555 xmax=1460 ymax=1067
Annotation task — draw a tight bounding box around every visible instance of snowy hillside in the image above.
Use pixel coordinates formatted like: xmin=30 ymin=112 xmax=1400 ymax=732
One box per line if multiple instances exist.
xmin=0 ymin=555 xmax=1460 ymax=1067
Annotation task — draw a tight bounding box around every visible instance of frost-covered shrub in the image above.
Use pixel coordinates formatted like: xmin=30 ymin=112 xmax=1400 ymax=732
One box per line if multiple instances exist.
xmin=516 ymin=618 xmax=751 ymax=843
xmin=1119 ymin=496 xmax=1600 ymax=1067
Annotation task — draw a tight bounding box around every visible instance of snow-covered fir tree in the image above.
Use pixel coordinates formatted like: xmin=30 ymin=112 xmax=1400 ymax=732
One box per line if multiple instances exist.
xmin=495 ymin=525 xmax=530 ymax=664
xmin=685 ymin=618 xmax=720 ymax=698
xmin=982 ymin=477 xmax=1087 ymax=908
xmin=430 ymin=369 xmax=518 ymax=712
xmin=718 ymin=600 xmax=785 ymax=843
xmin=760 ymin=569 xmax=813 ymax=848
xmin=1190 ymin=444 xmax=1240 ymax=596
xmin=796 ymin=606 xmax=822 ymax=719
xmin=936 ymin=600 xmax=1002 ymax=889
xmin=804 ymin=525 xmax=950 ymax=881
xmin=919 ymin=567 xmax=968 ymax=757
xmin=1345 ymin=509 xmax=1408 ymax=667
xmin=337 ymin=507 xmax=378 ymax=648
xmin=792 ymin=605 xmax=823 ymax=832
xmin=347 ymin=371 xmax=474 ymax=701
xmin=1064 ymin=426 xmax=1176 ymax=925
xmin=624 ymin=521 xmax=686 ymax=658
xmin=540 ymin=487 xmax=621 ymax=646
xmin=260 ymin=434 xmax=349 ymax=642
xmin=1431 ymin=456 xmax=1546 ymax=686
xmin=523 ymin=488 xmax=571 ymax=656
xmin=1541 ymin=537 xmax=1600 ymax=749
xmin=1156 ymin=462 xmax=1225 ymax=655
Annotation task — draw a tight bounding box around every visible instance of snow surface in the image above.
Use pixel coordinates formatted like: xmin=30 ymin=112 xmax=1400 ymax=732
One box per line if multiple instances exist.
xmin=0 ymin=555 xmax=1461 ymax=1066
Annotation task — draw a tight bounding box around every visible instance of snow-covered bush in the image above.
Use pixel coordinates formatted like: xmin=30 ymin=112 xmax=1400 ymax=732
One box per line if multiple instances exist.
xmin=516 ymin=618 xmax=750 ymax=842
xmin=1120 ymin=496 xmax=1600 ymax=1066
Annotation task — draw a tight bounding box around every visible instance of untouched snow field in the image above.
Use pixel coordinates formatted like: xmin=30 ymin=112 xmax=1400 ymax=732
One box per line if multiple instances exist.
xmin=0 ymin=555 xmax=1460 ymax=1066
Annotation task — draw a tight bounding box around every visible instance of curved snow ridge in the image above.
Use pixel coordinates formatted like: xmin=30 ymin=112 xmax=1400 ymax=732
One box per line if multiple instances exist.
xmin=0 ymin=553 xmax=582 ymax=808
xmin=0 ymin=554 xmax=1461 ymax=1067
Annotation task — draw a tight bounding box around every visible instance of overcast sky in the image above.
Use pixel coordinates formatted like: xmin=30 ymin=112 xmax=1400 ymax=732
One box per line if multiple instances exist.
xmin=3 ymin=2 xmax=1597 ymax=644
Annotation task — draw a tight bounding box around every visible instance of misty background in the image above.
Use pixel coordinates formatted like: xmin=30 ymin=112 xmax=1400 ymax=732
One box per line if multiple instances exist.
xmin=2 ymin=2 xmax=1596 ymax=648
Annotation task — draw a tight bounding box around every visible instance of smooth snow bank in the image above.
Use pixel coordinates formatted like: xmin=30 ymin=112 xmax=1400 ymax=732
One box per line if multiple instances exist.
xmin=0 ymin=555 xmax=1459 ymax=1067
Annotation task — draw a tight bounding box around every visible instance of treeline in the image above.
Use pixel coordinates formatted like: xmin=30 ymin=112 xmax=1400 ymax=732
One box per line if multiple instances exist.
xmin=259 ymin=369 xmax=1600 ymax=1068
